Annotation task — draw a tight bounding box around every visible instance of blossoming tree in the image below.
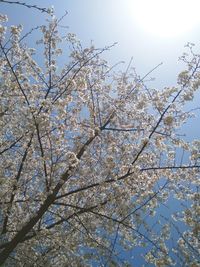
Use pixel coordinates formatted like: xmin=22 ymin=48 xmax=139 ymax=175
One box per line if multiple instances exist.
xmin=0 ymin=8 xmax=199 ymax=266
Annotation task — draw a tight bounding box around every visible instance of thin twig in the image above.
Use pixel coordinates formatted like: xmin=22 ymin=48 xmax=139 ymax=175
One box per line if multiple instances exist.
xmin=0 ymin=0 xmax=50 ymax=13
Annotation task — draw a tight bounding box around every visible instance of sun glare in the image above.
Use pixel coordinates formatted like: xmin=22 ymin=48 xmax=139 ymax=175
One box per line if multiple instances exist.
xmin=132 ymin=0 xmax=200 ymax=38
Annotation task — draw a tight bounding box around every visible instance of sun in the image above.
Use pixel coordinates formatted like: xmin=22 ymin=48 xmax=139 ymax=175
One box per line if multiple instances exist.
xmin=132 ymin=0 xmax=200 ymax=38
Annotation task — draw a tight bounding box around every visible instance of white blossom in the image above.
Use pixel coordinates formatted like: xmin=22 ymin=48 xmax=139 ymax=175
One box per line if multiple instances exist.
xmin=0 ymin=12 xmax=199 ymax=267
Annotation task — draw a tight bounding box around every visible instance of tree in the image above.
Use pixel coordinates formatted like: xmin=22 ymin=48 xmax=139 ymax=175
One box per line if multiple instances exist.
xmin=0 ymin=9 xmax=200 ymax=267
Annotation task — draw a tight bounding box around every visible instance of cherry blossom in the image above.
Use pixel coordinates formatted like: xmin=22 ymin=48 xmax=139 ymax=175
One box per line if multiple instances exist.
xmin=0 ymin=11 xmax=199 ymax=267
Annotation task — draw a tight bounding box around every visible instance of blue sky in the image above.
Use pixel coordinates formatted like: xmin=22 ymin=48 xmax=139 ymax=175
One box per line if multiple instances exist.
xmin=1 ymin=1 xmax=200 ymax=265
xmin=2 ymin=0 xmax=200 ymax=79
xmin=2 ymin=1 xmax=200 ymax=135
